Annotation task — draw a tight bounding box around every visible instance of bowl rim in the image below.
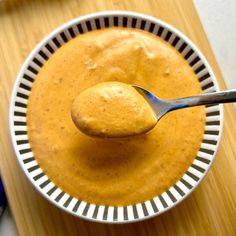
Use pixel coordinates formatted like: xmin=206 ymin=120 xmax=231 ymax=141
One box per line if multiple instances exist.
xmin=9 ymin=10 xmax=224 ymax=224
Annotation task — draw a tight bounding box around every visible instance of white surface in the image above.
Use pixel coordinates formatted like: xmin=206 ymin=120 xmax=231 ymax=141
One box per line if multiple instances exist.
xmin=0 ymin=207 xmax=18 ymax=236
xmin=1 ymin=1 xmax=236 ymax=234
xmin=194 ymin=0 xmax=236 ymax=90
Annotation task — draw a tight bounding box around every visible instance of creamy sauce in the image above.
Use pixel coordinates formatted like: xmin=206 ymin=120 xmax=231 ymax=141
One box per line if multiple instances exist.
xmin=71 ymin=82 xmax=157 ymax=138
xmin=27 ymin=28 xmax=205 ymax=206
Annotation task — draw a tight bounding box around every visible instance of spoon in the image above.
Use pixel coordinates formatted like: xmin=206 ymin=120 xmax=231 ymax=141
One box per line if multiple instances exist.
xmin=132 ymin=85 xmax=236 ymax=121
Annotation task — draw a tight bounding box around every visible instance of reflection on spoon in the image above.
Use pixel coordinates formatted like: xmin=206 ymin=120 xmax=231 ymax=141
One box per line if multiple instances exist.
xmin=133 ymin=85 xmax=236 ymax=121
xmin=71 ymin=82 xmax=157 ymax=138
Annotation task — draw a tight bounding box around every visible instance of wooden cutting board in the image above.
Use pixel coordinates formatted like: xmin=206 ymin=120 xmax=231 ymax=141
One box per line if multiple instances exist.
xmin=0 ymin=0 xmax=236 ymax=235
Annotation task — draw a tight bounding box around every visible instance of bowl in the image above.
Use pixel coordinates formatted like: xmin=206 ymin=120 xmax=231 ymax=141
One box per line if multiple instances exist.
xmin=9 ymin=11 xmax=223 ymax=223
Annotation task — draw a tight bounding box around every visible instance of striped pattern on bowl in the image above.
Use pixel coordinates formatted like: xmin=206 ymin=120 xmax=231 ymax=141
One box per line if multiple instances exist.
xmin=9 ymin=11 xmax=223 ymax=223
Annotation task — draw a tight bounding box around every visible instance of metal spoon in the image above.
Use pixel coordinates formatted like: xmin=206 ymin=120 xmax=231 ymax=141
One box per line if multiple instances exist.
xmin=132 ymin=85 xmax=236 ymax=121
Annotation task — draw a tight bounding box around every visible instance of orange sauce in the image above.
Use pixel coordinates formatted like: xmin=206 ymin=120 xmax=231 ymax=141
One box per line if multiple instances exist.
xmin=27 ymin=28 xmax=205 ymax=206
xmin=71 ymin=82 xmax=157 ymax=138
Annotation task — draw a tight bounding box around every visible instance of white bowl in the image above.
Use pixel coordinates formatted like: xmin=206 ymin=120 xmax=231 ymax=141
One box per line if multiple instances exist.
xmin=9 ymin=11 xmax=223 ymax=223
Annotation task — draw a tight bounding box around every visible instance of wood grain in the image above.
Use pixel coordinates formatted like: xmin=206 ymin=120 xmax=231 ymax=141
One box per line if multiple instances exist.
xmin=0 ymin=0 xmax=236 ymax=235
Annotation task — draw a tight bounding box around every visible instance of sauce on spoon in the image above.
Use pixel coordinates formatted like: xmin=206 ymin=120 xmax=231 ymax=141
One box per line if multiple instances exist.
xmin=71 ymin=82 xmax=157 ymax=138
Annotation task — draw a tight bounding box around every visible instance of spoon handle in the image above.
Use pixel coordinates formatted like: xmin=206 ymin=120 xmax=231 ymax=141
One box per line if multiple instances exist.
xmin=169 ymin=89 xmax=236 ymax=111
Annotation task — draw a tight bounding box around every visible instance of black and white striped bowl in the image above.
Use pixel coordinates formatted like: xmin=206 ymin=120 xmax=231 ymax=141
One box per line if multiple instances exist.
xmin=9 ymin=11 xmax=223 ymax=223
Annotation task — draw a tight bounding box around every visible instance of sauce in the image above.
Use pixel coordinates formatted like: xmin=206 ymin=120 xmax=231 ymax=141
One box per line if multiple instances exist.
xmin=71 ymin=82 xmax=157 ymax=138
xmin=27 ymin=28 xmax=205 ymax=206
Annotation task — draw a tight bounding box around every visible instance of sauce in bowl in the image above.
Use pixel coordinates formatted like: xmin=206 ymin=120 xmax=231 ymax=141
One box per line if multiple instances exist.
xmin=27 ymin=28 xmax=205 ymax=206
